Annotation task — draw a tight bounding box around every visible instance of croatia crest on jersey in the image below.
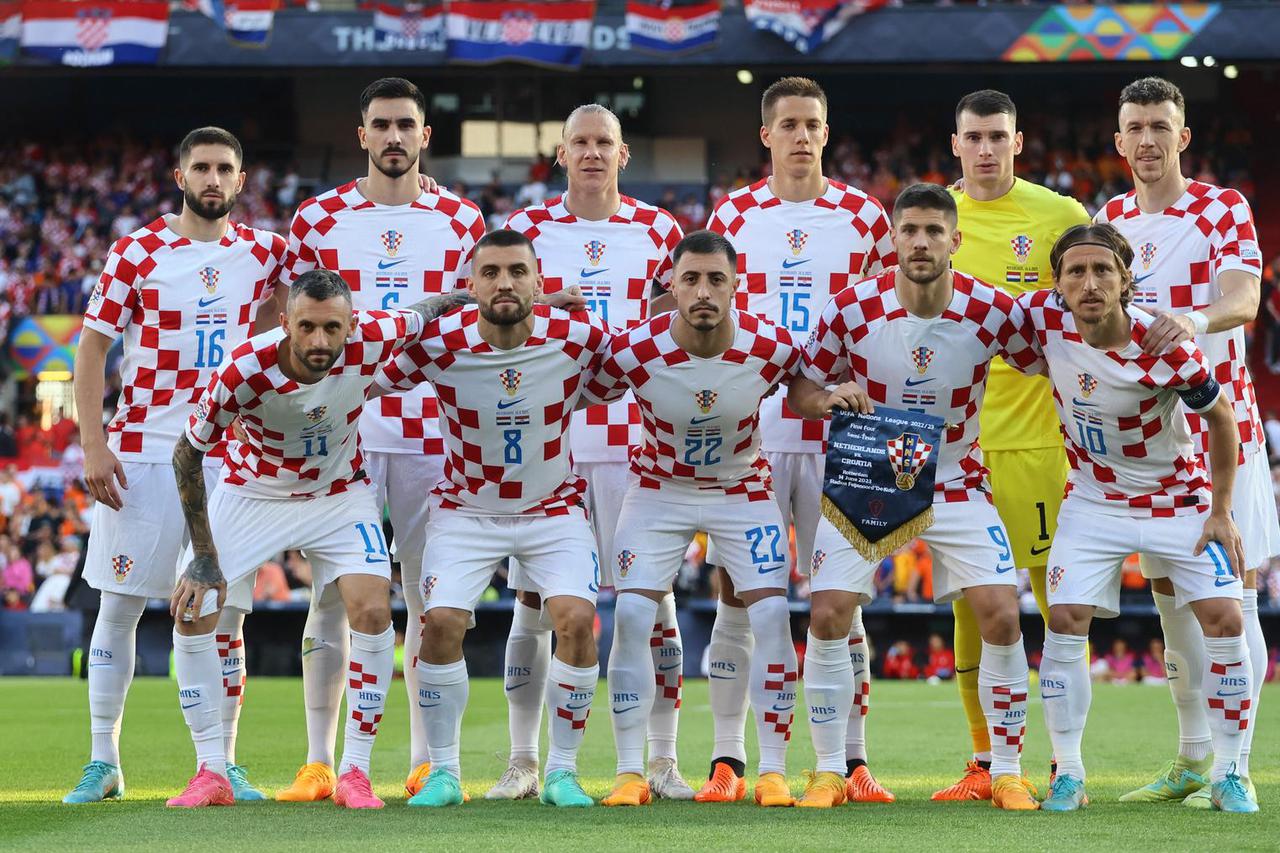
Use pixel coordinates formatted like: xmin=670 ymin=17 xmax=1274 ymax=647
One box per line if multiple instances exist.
xmin=199 ymin=266 xmax=220 ymax=294
xmin=1010 ymin=234 xmax=1033 ymax=265
xmin=421 ymin=574 xmax=437 ymax=601
xmin=501 ymin=10 xmax=536 ymax=44
xmin=910 ymin=346 xmax=934 ymax=375
xmin=380 ymin=229 xmax=403 ymax=257
xmin=1077 ymin=373 xmax=1097 ymax=398
xmin=810 ymin=549 xmax=826 ymax=576
xmin=112 ymin=553 xmax=133 ymax=583
xmin=499 ymin=368 xmax=522 ymax=396
xmin=1048 ymin=564 xmax=1065 ymax=593
xmin=194 ymin=398 xmax=210 ymax=424
xmin=305 ymin=405 xmax=328 ymax=423
xmin=1139 ymin=241 xmax=1157 ymax=270
xmin=584 ymin=239 xmax=606 ymax=267
xmin=694 ymin=389 xmax=718 ymax=414
xmin=886 ymin=432 xmax=933 ymax=490
xmin=785 ymin=228 xmax=809 ymax=256
xmin=617 ymin=549 xmax=636 ymax=578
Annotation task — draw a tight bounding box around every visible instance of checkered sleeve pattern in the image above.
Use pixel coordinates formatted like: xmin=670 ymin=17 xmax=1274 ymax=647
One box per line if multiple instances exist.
xmin=82 ymin=234 xmax=147 ymax=339
xmin=429 ymin=192 xmax=486 ymax=279
xmin=999 ymin=289 xmax=1047 ymax=376
xmin=238 ymin=223 xmax=288 ymax=312
xmin=1133 ymin=326 xmax=1221 ymax=414
xmin=800 ymin=280 xmax=865 ymax=387
xmin=820 ymin=182 xmax=897 ymax=275
xmin=280 ymin=196 xmax=326 ymax=287
xmin=185 ymin=348 xmax=250 ymax=453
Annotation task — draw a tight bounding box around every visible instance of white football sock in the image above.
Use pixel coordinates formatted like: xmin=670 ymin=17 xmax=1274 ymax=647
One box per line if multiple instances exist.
xmin=301 ymin=587 xmax=349 ymax=767
xmin=173 ymin=629 xmax=226 ymax=779
xmin=214 ymin=608 xmax=247 ymax=766
xmin=647 ymin=592 xmax=683 ymax=764
xmin=339 ymin=625 xmax=394 ymax=776
xmin=609 ymin=594 xmax=659 ymax=775
xmin=88 ymin=592 xmax=145 ymax=766
xmin=1040 ymin=630 xmax=1090 ymax=782
xmin=401 ymin=559 xmax=429 ymax=770
xmin=417 ymin=658 xmax=468 ymax=779
xmin=804 ymin=631 xmax=853 ymax=775
xmin=1154 ymin=591 xmax=1211 ymax=760
xmin=707 ymin=600 xmax=753 ymax=764
xmin=1240 ymin=588 xmax=1265 ymax=778
xmin=1203 ymin=633 xmax=1252 ymax=783
xmin=978 ymin=638 xmax=1030 ymax=779
xmin=504 ymin=600 xmax=551 ymax=767
xmin=846 ymin=607 xmax=870 ymax=764
xmin=545 ymin=657 xmax=598 ymax=776
xmin=746 ymin=596 xmax=797 ymax=776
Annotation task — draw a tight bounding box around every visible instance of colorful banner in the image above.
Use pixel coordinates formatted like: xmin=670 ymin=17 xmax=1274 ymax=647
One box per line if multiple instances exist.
xmin=743 ymin=0 xmax=884 ymax=54
xmin=0 ymin=1 xmax=19 ymax=62
xmin=625 ymin=0 xmax=719 ymax=55
xmin=190 ymin=0 xmax=276 ymax=47
xmin=444 ymin=0 xmax=595 ymax=68
xmin=20 ymin=0 xmax=169 ymax=66
xmin=9 ymin=315 xmax=81 ymax=379
xmin=1004 ymin=3 xmax=1221 ymax=62
xmin=373 ymin=1 xmax=444 ymax=50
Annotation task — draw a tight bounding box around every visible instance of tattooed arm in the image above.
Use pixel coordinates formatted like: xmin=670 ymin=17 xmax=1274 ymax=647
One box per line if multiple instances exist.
xmin=169 ymin=434 xmax=225 ymax=619
xmin=402 ymin=290 xmax=474 ymax=325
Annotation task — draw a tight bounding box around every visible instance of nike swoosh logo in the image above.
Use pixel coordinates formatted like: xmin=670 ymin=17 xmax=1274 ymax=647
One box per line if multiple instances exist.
xmin=708 ymin=673 xmax=734 ymax=680
xmin=418 ymin=702 xmax=440 ymax=708
xmin=614 ymin=705 xmax=640 ymax=713
xmin=589 ymin=583 xmax=599 ymax=593
xmin=904 ymin=377 xmax=934 ymax=387
xmin=996 ymin=565 xmax=1014 ymax=574
xmin=357 ymin=703 xmax=379 ymax=711
xmin=497 ymin=398 xmax=525 ymax=410
xmin=1031 ymin=545 xmax=1051 ymax=556
xmin=221 ymin=670 xmax=239 ymax=678
xmin=658 ymin=662 xmax=680 ymax=671
xmin=1215 ymin=577 xmax=1238 ymax=587
xmin=1041 ymin=693 xmax=1065 ymax=700
xmin=580 ymin=268 xmax=609 ymax=278
xmin=378 ymin=259 xmax=407 ymax=269
xmin=197 ymin=295 xmax=225 ymax=308
xmin=771 ymin=703 xmax=794 ymax=712
xmin=365 ymin=555 xmax=385 ymax=564
xmin=781 ymin=258 xmax=809 ymax=269
xmin=566 ymin=701 xmax=592 ymax=710
xmin=181 ymin=702 xmax=200 ymax=710
xmin=955 ymin=665 xmax=978 ymax=674
xmin=1216 ymin=689 xmax=1247 ymax=697
xmin=301 ymin=645 xmax=327 ymax=657
xmin=757 ymin=565 xmax=782 ymax=574
xmin=810 ymin=716 xmax=838 ymax=724
xmin=89 ymin=662 xmax=112 ymax=668
xmin=1071 ymin=398 xmax=1097 ymax=408
xmin=505 ymin=681 xmax=529 ymax=692
xmin=1133 ymin=273 xmax=1155 ymax=284
xmin=852 ymin=669 xmax=865 ymax=678
xmin=690 ymin=415 xmax=717 ymax=424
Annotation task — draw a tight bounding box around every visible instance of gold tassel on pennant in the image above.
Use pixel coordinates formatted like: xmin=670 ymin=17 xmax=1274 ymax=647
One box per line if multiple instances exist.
xmin=821 ymin=495 xmax=935 ymax=564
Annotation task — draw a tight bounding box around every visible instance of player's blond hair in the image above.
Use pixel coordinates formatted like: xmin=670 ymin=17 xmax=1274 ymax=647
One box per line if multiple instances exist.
xmin=562 ymin=104 xmax=623 ymax=143
xmin=761 ymin=77 xmax=828 ymax=126
xmin=1050 ymin=223 xmax=1136 ymax=308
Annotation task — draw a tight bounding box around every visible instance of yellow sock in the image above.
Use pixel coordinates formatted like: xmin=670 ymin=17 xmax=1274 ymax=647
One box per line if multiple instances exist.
xmin=953 ymin=597 xmax=990 ymax=756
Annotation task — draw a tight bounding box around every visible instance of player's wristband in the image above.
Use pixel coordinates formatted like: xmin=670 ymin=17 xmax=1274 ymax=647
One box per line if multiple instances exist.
xmin=1186 ymin=310 xmax=1209 ymax=335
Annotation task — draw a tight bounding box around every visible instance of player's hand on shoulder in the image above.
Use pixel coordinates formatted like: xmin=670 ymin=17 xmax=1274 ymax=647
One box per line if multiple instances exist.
xmin=230 ymin=416 xmax=249 ymax=445
xmin=1141 ymin=308 xmax=1196 ymax=355
xmin=825 ymin=381 xmax=874 ymax=415
xmin=1194 ymin=510 xmax=1246 ymax=580
xmin=83 ymin=443 xmax=127 ymax=511
xmin=417 ymin=173 xmax=439 ymax=195
xmin=542 ymin=285 xmax=587 ymax=312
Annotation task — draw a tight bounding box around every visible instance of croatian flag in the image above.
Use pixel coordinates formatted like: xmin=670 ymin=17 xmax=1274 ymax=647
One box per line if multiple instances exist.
xmin=743 ymin=0 xmax=884 ymax=54
xmin=21 ymin=0 xmax=169 ymax=66
xmin=0 ymin=1 xmax=20 ymax=62
xmin=625 ymin=0 xmax=719 ymax=54
xmin=444 ymin=0 xmax=595 ymax=69
xmin=372 ymin=1 xmax=444 ymax=50
xmin=191 ymin=0 xmax=276 ymax=47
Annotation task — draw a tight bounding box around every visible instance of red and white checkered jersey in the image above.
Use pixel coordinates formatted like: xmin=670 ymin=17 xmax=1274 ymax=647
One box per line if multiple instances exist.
xmin=582 ymin=311 xmax=801 ymax=504
xmin=802 ymin=271 xmax=1040 ymax=504
xmin=504 ymin=195 xmax=682 ymax=463
xmin=1018 ymin=290 xmax=1220 ymax=518
xmin=283 ymin=181 xmax=485 ymax=456
xmin=82 ymin=216 xmax=284 ymax=463
xmin=1096 ymin=181 xmax=1263 ymax=461
xmin=707 ymin=178 xmax=896 ymax=454
xmin=185 ymin=310 xmax=424 ymax=500
xmin=375 ymin=304 xmax=610 ymax=517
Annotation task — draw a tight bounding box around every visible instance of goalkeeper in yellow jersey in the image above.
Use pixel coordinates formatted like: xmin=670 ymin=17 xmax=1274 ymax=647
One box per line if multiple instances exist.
xmin=932 ymin=90 xmax=1090 ymax=801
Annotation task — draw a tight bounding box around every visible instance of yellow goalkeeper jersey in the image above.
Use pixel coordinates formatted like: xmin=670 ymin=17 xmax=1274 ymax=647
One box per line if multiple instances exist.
xmin=951 ymin=178 xmax=1090 ymax=451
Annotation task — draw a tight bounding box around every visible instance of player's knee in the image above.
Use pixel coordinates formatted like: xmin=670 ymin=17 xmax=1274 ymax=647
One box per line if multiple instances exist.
xmin=346 ymin=600 xmax=391 ymax=635
xmin=422 ymin=608 xmax=469 ymax=650
xmin=1150 ymin=576 xmax=1176 ymax=596
xmin=518 ymin=589 xmax=543 ymax=609
xmin=1047 ymin=605 xmax=1089 ymax=636
xmin=176 ymin=611 xmax=219 ymax=636
xmin=1195 ymin=600 xmax=1243 ymax=638
xmin=809 ymin=597 xmax=852 ymax=640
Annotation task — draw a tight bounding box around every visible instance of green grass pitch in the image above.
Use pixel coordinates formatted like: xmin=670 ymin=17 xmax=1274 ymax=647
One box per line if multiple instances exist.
xmin=3 ymin=677 xmax=1277 ymax=851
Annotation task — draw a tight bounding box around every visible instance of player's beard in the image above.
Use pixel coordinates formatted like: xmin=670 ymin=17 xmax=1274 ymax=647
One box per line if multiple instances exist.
xmin=184 ymin=186 xmax=237 ymax=221
xmin=480 ymin=295 xmax=533 ymax=326
xmin=292 ymin=342 xmax=342 ymax=376
xmin=372 ymin=147 xmax=420 ymax=180
xmin=901 ymin=255 xmax=949 ymax=286
xmin=684 ymin=303 xmax=723 ymax=332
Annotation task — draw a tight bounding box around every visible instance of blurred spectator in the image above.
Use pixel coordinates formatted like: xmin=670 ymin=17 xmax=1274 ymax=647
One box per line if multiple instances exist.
xmin=1140 ymin=638 xmax=1167 ymax=685
xmin=1 ymin=536 xmax=34 ymax=609
xmin=1094 ymin=638 xmax=1138 ymax=685
xmin=923 ymin=633 xmax=955 ymax=680
xmin=882 ymin=640 xmax=919 ymax=680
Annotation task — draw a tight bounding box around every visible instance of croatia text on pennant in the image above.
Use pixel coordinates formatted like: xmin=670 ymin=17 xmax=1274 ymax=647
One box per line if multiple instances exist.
xmin=444 ymin=0 xmax=596 ymax=69
xmin=742 ymin=0 xmax=884 ymax=54
xmin=20 ymin=0 xmax=169 ymax=66
xmin=625 ymin=0 xmax=720 ymax=55
xmin=821 ymin=406 xmax=943 ymax=563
